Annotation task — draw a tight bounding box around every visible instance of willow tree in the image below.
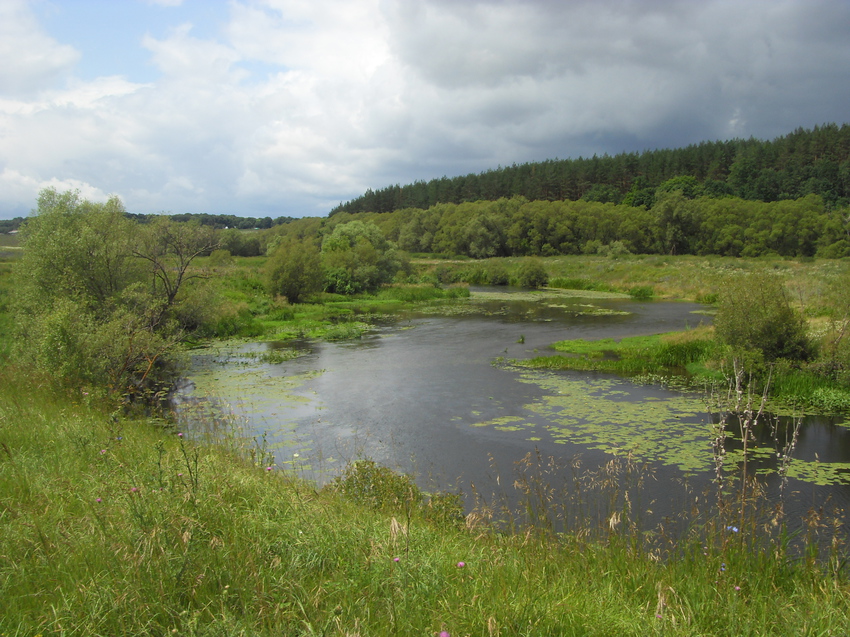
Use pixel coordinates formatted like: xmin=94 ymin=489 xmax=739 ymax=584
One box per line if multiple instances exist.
xmin=321 ymin=220 xmax=407 ymax=294
xmin=12 ymin=188 xmax=216 ymax=403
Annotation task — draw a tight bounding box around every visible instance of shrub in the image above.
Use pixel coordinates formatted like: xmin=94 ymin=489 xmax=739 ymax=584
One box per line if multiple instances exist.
xmin=810 ymin=386 xmax=850 ymax=412
xmin=629 ymin=285 xmax=655 ymax=300
xmin=516 ymin=260 xmax=548 ymax=288
xmin=208 ymin=249 xmax=233 ymax=267
xmin=487 ymin=263 xmax=510 ymax=285
xmin=321 ymin=221 xmax=407 ymax=294
xmin=328 ymin=459 xmax=422 ymax=512
xmin=713 ymin=271 xmax=812 ymax=361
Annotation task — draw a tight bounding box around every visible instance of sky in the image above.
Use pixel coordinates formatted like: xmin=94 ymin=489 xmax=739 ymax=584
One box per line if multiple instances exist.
xmin=1 ymin=0 xmax=849 ymax=220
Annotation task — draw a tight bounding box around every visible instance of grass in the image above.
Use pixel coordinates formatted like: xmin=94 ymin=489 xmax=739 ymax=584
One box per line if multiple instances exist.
xmin=411 ymin=253 xmax=850 ymax=305
xmin=3 ymin=250 xmax=850 ymax=632
xmin=1 ymin=371 xmax=850 ymax=635
xmin=521 ymin=328 xmax=722 ymax=385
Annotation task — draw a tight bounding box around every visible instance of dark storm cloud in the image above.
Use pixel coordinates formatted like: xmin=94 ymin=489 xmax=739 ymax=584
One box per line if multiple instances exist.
xmin=1 ymin=0 xmax=848 ymax=218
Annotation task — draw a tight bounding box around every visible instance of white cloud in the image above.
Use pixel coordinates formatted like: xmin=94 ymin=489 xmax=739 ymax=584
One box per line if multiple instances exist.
xmin=1 ymin=0 xmax=849 ymax=219
xmin=0 ymin=0 xmax=79 ymax=96
xmin=0 ymin=168 xmax=112 ymax=216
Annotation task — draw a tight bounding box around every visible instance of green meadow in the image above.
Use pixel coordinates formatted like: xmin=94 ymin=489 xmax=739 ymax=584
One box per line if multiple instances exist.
xmin=2 ymin=370 xmax=850 ymax=636
xmin=3 ymin=221 xmax=850 ymax=633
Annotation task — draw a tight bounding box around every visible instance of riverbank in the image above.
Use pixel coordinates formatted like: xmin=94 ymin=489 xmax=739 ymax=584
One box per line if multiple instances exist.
xmin=1 ymin=373 xmax=849 ymax=635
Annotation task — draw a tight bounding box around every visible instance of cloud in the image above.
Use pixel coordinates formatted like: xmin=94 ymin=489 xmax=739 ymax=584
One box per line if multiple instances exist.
xmin=0 ymin=168 xmax=113 ymax=216
xmin=1 ymin=0 xmax=849 ymax=219
xmin=0 ymin=0 xmax=79 ymax=96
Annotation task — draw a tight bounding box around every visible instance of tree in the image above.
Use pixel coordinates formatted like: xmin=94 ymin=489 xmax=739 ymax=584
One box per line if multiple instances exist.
xmin=12 ymin=189 xmax=218 ymax=403
xmin=656 ymin=175 xmax=703 ymax=199
xmin=266 ymin=238 xmax=323 ymax=303
xmin=17 ymin=188 xmax=140 ymax=308
xmin=13 ymin=189 xmax=171 ymax=397
xmin=713 ymin=271 xmax=811 ymax=362
xmin=321 ymin=221 xmax=406 ymax=294
xmin=133 ymin=218 xmax=219 ymax=328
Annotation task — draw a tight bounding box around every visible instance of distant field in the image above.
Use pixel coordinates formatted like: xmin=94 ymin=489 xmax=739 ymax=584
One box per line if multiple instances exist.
xmin=0 ymin=234 xmax=20 ymax=248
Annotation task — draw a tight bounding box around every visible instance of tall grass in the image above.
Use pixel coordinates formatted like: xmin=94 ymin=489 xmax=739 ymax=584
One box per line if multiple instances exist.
xmin=1 ymin=371 xmax=849 ymax=635
xmin=524 ymin=329 xmax=721 ymax=384
xmin=376 ymin=284 xmax=470 ymax=302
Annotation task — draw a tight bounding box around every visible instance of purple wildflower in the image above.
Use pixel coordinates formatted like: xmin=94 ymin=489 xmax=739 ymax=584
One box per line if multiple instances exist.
xmin=394 ymin=557 xmax=400 ymax=562
xmin=457 ymin=561 xmax=465 ymax=568
xmin=95 ymin=498 xmax=102 ymax=503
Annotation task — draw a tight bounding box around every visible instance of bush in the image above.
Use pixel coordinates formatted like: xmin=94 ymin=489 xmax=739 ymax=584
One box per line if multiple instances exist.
xmin=328 ymin=459 xmax=422 ymax=512
xmin=208 ymin=248 xmax=233 ymax=267
xmin=487 ymin=263 xmax=510 ymax=285
xmin=629 ymin=285 xmax=655 ymax=300
xmin=516 ymin=260 xmax=549 ymax=288
xmin=10 ymin=189 xmax=219 ymax=400
xmin=713 ymin=271 xmax=811 ymax=361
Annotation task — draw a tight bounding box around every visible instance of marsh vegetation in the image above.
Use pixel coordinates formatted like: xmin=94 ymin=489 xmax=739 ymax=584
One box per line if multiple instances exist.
xmin=3 ymin=186 xmax=850 ymax=634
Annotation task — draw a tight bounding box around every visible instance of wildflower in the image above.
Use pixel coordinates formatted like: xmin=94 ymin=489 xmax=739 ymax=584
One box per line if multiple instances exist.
xmin=100 ymin=449 xmax=107 ymax=454
xmin=393 ymin=557 xmax=400 ymax=562
xmin=177 ymin=473 xmax=183 ymax=477
xmin=130 ymin=487 xmax=138 ymax=493
xmin=726 ymin=525 xmax=739 ymax=533
xmin=720 ymin=562 xmax=726 ymax=572
xmin=266 ymin=466 xmax=273 ymax=471
xmin=177 ymin=432 xmax=183 ymax=438
xmin=439 ymin=632 xmax=450 ymax=637
xmin=735 ymin=586 xmax=741 ymax=591
xmin=457 ymin=561 xmax=465 ymax=568
xmin=96 ymin=498 xmax=102 ymax=503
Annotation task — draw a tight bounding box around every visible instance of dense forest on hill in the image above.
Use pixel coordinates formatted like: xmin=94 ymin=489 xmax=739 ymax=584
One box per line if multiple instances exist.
xmin=330 ymin=123 xmax=850 ymax=215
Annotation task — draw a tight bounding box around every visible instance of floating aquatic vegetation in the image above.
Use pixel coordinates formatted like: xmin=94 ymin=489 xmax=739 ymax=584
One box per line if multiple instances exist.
xmin=470 ymin=369 xmax=715 ymax=474
xmin=783 ymin=459 xmax=850 ymax=485
xmin=469 ymin=367 xmax=850 ymax=486
xmin=545 ymin=303 xmax=630 ymax=316
xmin=471 ymin=289 xmax=630 ymax=302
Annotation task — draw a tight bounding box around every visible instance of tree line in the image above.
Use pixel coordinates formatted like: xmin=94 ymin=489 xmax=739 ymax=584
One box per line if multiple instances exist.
xmin=330 ymin=123 xmax=850 ymax=215
xmin=277 ymin=192 xmax=850 ymax=260
xmin=1 ymin=211 xmax=295 ymax=235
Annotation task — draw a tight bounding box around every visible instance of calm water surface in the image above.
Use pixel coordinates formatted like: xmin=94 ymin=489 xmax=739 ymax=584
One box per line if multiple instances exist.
xmin=175 ymin=290 xmax=850 ymax=529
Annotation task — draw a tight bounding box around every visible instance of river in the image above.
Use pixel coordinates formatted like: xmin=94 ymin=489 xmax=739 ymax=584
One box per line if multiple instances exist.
xmin=174 ymin=288 xmax=850 ymax=534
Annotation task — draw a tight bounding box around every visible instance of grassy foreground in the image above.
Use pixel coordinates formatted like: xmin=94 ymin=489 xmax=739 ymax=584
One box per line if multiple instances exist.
xmin=1 ymin=372 xmax=850 ymax=636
